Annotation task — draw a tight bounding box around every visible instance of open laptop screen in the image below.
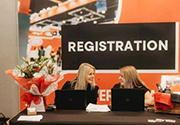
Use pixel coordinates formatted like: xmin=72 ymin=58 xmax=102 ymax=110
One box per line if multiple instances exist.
xmin=111 ymin=89 xmax=145 ymax=111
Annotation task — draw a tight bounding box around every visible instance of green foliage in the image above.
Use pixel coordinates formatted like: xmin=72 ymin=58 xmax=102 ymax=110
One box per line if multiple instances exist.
xmin=16 ymin=57 xmax=55 ymax=78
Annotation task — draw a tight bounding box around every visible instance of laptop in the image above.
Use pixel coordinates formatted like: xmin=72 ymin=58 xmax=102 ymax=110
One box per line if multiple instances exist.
xmin=111 ymin=89 xmax=145 ymax=111
xmin=55 ymin=89 xmax=86 ymax=110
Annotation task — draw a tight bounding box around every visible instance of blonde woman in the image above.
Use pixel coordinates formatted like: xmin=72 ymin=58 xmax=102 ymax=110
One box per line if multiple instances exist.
xmin=62 ymin=63 xmax=99 ymax=104
xmin=112 ymin=65 xmax=154 ymax=107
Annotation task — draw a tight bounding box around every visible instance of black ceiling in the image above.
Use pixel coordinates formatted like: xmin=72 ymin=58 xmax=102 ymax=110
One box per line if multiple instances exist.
xmin=30 ymin=0 xmax=58 ymax=14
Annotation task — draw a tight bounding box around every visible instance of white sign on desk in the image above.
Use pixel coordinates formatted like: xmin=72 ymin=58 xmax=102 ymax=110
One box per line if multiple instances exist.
xmin=17 ymin=115 xmax=43 ymax=121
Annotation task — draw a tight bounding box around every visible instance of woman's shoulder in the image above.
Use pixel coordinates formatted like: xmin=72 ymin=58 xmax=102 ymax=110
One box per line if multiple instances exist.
xmin=61 ymin=81 xmax=72 ymax=89
xmin=87 ymin=84 xmax=99 ymax=91
xmin=112 ymin=83 xmax=121 ymax=89
xmin=95 ymin=84 xmax=99 ymax=90
xmin=135 ymin=85 xmax=149 ymax=93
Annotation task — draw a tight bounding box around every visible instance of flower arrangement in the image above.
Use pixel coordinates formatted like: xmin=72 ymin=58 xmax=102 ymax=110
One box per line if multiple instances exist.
xmin=5 ymin=57 xmax=63 ymax=112
xmin=16 ymin=57 xmax=55 ymax=78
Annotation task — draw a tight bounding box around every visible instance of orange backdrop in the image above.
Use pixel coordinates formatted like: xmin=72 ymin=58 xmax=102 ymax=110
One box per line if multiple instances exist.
xmin=19 ymin=0 xmax=180 ymax=110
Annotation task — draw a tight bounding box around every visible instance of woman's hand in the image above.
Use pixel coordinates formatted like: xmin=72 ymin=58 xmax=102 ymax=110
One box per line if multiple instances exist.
xmin=144 ymin=91 xmax=154 ymax=107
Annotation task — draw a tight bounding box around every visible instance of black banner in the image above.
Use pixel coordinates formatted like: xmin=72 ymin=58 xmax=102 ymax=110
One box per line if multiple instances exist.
xmin=62 ymin=22 xmax=178 ymax=72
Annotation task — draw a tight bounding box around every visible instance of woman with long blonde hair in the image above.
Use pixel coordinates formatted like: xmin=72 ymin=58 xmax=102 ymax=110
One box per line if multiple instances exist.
xmin=61 ymin=63 xmax=99 ymax=104
xmin=112 ymin=65 xmax=154 ymax=107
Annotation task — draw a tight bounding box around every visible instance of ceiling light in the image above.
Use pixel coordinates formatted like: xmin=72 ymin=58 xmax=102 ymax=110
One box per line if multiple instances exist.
xmin=57 ymin=6 xmax=67 ymax=12
xmin=93 ymin=21 xmax=97 ymax=24
xmin=62 ymin=20 xmax=66 ymax=24
xmin=79 ymin=16 xmax=83 ymax=19
xmin=101 ymin=10 xmax=106 ymax=14
xmin=39 ymin=8 xmax=47 ymax=14
xmin=47 ymin=7 xmax=51 ymax=11
xmin=77 ymin=18 xmax=80 ymax=21
xmin=83 ymin=20 xmax=87 ymax=23
xmin=69 ymin=1 xmax=77 ymax=7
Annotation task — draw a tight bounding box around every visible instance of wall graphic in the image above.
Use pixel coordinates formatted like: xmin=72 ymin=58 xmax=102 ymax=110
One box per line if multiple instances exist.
xmin=18 ymin=0 xmax=180 ymax=110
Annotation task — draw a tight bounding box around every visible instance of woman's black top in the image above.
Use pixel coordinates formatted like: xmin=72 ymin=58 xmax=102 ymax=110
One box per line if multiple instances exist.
xmin=112 ymin=83 xmax=149 ymax=93
xmin=61 ymin=81 xmax=99 ymax=105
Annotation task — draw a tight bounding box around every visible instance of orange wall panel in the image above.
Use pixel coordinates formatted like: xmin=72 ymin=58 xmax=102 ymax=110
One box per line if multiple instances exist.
xmin=18 ymin=0 xmax=30 ymax=15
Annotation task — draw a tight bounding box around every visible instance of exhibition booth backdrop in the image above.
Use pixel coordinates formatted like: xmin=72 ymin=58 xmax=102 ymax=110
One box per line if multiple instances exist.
xmin=17 ymin=0 xmax=180 ymax=110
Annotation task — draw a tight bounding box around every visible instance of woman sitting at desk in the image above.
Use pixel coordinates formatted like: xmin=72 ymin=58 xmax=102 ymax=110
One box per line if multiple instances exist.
xmin=61 ymin=63 xmax=99 ymax=104
xmin=112 ymin=65 xmax=154 ymax=107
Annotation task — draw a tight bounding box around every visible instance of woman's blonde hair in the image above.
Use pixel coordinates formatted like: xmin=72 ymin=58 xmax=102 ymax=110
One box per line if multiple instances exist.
xmin=120 ymin=65 xmax=150 ymax=91
xmin=71 ymin=63 xmax=96 ymax=90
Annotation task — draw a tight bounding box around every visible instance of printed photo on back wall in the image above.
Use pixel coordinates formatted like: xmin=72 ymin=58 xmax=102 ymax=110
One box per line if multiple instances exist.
xmin=18 ymin=0 xmax=119 ymax=68
xmin=17 ymin=0 xmax=180 ymax=111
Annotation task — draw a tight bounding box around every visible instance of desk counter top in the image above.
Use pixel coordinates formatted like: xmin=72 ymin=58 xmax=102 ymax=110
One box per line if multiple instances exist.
xmin=10 ymin=109 xmax=180 ymax=125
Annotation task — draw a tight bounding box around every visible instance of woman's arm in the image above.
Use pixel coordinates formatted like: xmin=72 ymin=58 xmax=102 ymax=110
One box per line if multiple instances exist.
xmin=86 ymin=85 xmax=99 ymax=104
xmin=144 ymin=91 xmax=154 ymax=107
